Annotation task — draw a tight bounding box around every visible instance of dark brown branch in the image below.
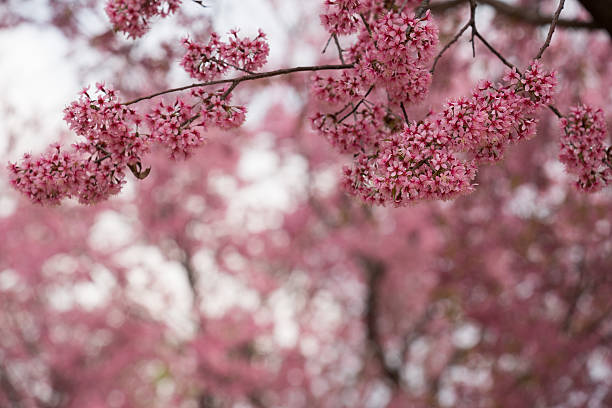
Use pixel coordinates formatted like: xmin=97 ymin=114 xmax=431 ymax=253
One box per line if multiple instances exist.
xmin=174 ymin=240 xmax=206 ymax=332
xmin=429 ymin=0 xmax=464 ymax=13
xmin=123 ymin=64 xmax=354 ymax=105
xmin=548 ymin=104 xmax=563 ymax=119
xmin=429 ymin=0 xmax=600 ymax=30
xmin=400 ymin=306 xmax=434 ymax=363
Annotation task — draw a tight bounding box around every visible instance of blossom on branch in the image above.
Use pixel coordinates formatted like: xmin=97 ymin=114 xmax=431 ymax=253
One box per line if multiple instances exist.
xmin=181 ymin=30 xmax=269 ymax=82
xmin=442 ymin=61 xmax=557 ymax=162
xmin=147 ymin=88 xmax=246 ymax=159
xmin=559 ymin=105 xmax=611 ymax=192
xmin=343 ymin=120 xmax=478 ymax=205
xmin=9 ymin=84 xmax=147 ymax=204
xmin=105 ymin=0 xmax=182 ymax=39
xmin=337 ymin=61 xmax=556 ymax=205
xmin=314 ymin=4 xmax=558 ymax=205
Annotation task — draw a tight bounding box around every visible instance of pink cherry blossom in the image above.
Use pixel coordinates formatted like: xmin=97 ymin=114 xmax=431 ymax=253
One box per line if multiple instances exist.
xmin=9 ymin=84 xmax=147 ymax=204
xmin=181 ymin=30 xmax=269 ymax=82
xmin=105 ymin=0 xmax=182 ymax=38
xmin=559 ymin=105 xmax=611 ymax=192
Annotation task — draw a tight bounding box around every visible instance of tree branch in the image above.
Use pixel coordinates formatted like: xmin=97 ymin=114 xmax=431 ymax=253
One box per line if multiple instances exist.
xmin=123 ymin=64 xmax=354 ymax=105
xmin=535 ymin=0 xmax=565 ymax=60
xmin=430 ymin=0 xmax=600 ymax=31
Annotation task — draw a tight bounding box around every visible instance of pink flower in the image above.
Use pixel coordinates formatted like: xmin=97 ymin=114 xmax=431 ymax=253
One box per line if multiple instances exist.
xmin=559 ymin=105 xmax=611 ymax=192
xmin=181 ymin=30 xmax=269 ymax=82
xmin=105 ymin=0 xmax=182 ymax=39
xmin=9 ymin=85 xmax=148 ymax=205
xmin=441 ymin=61 xmax=557 ymax=162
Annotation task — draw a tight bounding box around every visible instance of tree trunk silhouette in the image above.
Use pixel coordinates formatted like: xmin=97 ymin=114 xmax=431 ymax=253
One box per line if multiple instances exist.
xmin=578 ymin=0 xmax=612 ymax=38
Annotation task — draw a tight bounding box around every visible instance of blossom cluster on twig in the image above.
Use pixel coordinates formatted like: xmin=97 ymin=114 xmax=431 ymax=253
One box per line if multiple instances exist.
xmin=559 ymin=105 xmax=611 ymax=192
xmin=105 ymin=0 xmax=182 ymax=39
xmin=7 ymin=0 xmax=611 ymax=206
xmin=313 ymin=3 xmax=559 ymax=205
xmin=8 ymin=28 xmax=266 ymax=204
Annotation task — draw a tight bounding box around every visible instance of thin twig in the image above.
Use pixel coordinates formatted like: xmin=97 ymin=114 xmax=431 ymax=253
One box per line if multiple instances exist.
xmin=473 ymin=30 xmax=515 ymax=69
xmin=339 ymin=86 xmax=375 ymax=123
xmin=191 ymin=0 xmax=208 ymax=8
xmin=332 ymin=34 xmax=360 ymax=122
xmin=359 ymin=13 xmax=373 ymax=36
xmin=123 ymin=64 xmax=354 ymax=105
xmin=430 ymin=0 xmax=599 ymax=30
xmin=321 ymin=35 xmax=333 ymax=54
xmin=535 ymin=0 xmax=565 ymax=59
xmin=400 ymin=102 xmax=409 ymax=124
xmin=332 ymin=34 xmax=346 ymax=64
xmin=415 ymin=0 xmax=431 ymax=18
xmin=469 ymin=0 xmax=477 ymax=58
xmin=431 ymin=0 xmax=564 ymax=123
xmin=548 ymin=104 xmax=563 ymax=119
xmin=208 ymin=56 xmax=255 ymax=75
xmin=430 ymin=20 xmax=471 ymax=73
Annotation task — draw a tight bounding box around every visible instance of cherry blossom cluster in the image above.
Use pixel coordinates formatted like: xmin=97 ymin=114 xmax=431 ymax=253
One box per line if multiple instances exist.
xmin=315 ymin=7 xmax=438 ymax=112
xmin=8 ymin=79 xmax=251 ymax=205
xmin=147 ymin=88 xmax=246 ymax=159
xmin=559 ymin=105 xmax=611 ymax=192
xmin=105 ymin=0 xmax=182 ymax=39
xmin=441 ymin=61 xmax=557 ymax=162
xmin=328 ymin=61 xmax=556 ymax=206
xmin=320 ymin=0 xmax=362 ymax=35
xmin=181 ymin=30 xmax=269 ymax=82
xmin=9 ymin=22 xmax=267 ymax=206
xmin=343 ymin=120 xmax=478 ymax=205
xmin=359 ymin=9 xmax=438 ymax=106
xmin=312 ymin=6 xmax=439 ymax=155
xmin=314 ymin=0 xmax=559 ymax=207
xmin=320 ymin=0 xmax=420 ymax=35
xmin=8 ymin=84 xmax=147 ymax=205
xmin=147 ymin=98 xmax=204 ymax=160
xmin=312 ymin=105 xmax=386 ymax=153
xmin=193 ymin=88 xmax=247 ymax=130
xmin=311 ymin=70 xmax=368 ymax=106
